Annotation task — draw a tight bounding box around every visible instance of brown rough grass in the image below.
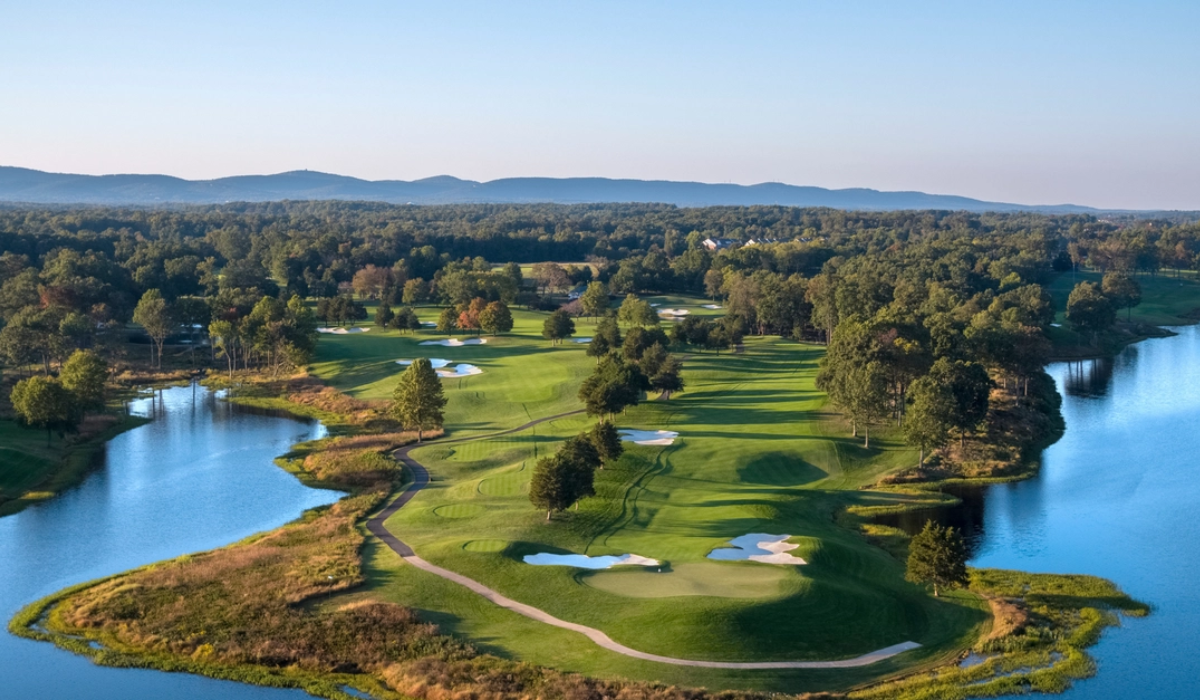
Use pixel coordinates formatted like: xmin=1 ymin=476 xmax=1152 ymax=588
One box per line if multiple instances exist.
xmin=44 ymin=385 xmax=781 ymax=700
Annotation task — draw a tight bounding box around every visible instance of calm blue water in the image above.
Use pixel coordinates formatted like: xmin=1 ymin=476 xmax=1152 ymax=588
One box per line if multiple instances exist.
xmin=6 ymin=327 xmax=1198 ymax=698
xmin=0 ymin=384 xmax=338 ymax=699
xmin=880 ymin=325 xmax=1200 ymax=698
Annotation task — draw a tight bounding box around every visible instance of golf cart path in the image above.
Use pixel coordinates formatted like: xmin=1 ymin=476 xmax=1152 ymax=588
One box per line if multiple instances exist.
xmin=367 ymin=410 xmax=921 ymax=669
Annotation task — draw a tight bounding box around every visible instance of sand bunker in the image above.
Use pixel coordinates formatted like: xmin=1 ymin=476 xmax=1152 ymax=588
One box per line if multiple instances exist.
xmin=649 ymin=303 xmax=661 ymax=307
xmin=707 ymin=534 xmax=806 ymax=565
xmin=421 ymin=321 xmax=437 ymax=327
xmin=396 ymin=358 xmax=452 ymax=368
xmin=657 ymin=308 xmax=690 ymax=317
xmin=573 ymin=337 xmax=593 ymax=343
xmin=524 ymin=552 xmax=659 ymax=570
xmin=702 ymin=304 xmax=722 ymax=310
xmin=618 ymin=429 xmax=679 ymax=446
xmin=437 ymin=364 xmax=483 ymax=378
xmin=317 ymin=326 xmax=370 ymax=334
xmin=420 ymin=338 xmax=488 ymax=347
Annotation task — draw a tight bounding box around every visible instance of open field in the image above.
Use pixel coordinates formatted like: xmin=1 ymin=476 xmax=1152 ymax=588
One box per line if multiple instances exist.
xmin=342 ymin=333 xmax=988 ymax=691
xmin=1047 ymin=270 xmax=1200 ymax=326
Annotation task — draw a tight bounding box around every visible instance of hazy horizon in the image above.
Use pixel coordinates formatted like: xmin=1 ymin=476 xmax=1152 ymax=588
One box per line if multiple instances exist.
xmin=3 ymin=1 xmax=1198 ymax=210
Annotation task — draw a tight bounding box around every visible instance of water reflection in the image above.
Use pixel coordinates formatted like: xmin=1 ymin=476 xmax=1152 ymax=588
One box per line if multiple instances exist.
xmin=1061 ymin=357 xmax=1116 ymax=397
xmin=873 ymin=326 xmax=1200 ymax=698
xmin=0 ymin=383 xmax=337 ymax=700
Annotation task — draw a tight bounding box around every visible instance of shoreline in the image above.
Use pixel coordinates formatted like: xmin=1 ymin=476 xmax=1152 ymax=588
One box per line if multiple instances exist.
xmin=8 ymin=370 xmax=1148 ymax=700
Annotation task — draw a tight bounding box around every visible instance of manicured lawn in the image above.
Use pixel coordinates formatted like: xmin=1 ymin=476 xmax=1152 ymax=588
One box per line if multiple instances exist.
xmin=310 ymin=307 xmax=601 ymax=436
xmin=1047 ymin=270 xmax=1200 ymax=326
xmin=331 ymin=332 xmax=987 ymax=692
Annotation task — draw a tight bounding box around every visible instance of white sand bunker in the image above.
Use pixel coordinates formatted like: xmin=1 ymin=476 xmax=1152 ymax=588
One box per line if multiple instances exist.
xmin=420 ymin=337 xmax=488 ymax=347
xmin=618 ymin=429 xmax=679 ymax=446
xmin=524 ymin=552 xmax=659 ymax=569
xmin=707 ymin=534 xmax=806 ymax=566
xmin=421 ymin=321 xmax=437 ymax=327
xmin=649 ymin=303 xmax=661 ymax=307
xmin=317 ymin=326 xmax=370 ymax=334
xmin=702 ymin=304 xmax=722 ymax=310
xmin=437 ymin=364 xmax=483 ymax=378
xmin=657 ymin=308 xmax=690 ymax=317
xmin=573 ymin=337 xmax=593 ymax=343
xmin=396 ymin=358 xmax=452 ymax=368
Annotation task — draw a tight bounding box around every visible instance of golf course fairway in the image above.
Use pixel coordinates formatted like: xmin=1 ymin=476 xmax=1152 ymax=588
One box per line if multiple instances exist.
xmin=313 ymin=313 xmax=989 ymax=692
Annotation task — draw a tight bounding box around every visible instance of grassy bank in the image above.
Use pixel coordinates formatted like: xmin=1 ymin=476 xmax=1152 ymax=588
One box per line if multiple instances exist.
xmin=12 ymin=301 xmax=1147 ymax=699
xmin=0 ymin=412 xmax=149 ymax=517
xmin=1046 ymin=270 xmax=1200 ymax=359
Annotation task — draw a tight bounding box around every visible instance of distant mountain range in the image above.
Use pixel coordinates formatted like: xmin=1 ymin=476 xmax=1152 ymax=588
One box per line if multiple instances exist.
xmin=0 ymin=166 xmax=1101 ymax=213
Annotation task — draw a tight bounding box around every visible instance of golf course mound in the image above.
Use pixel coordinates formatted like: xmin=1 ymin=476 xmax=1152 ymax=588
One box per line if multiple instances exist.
xmin=581 ymin=562 xmax=791 ymax=599
xmin=478 ymin=470 xmax=528 ymax=496
xmin=433 ymin=504 xmax=487 ymax=519
xmin=462 ymin=539 xmax=509 ymax=553
xmin=618 ymin=429 xmax=679 ymax=445
xmin=420 ymin=338 xmax=488 ymax=347
xmin=524 ymin=552 xmax=660 ymax=569
xmin=708 ymin=534 xmax=807 ymax=565
xmin=397 ymin=358 xmax=452 ymax=368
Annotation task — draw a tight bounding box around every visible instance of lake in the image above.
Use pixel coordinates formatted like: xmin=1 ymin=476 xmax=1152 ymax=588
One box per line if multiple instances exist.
xmin=878 ymin=325 xmax=1200 ymax=698
xmin=0 ymin=384 xmax=337 ymax=700
xmin=6 ymin=325 xmax=1200 ymax=698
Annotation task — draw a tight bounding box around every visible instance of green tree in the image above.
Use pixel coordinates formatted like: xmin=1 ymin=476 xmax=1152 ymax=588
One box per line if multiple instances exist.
xmin=402 ymin=278 xmax=429 ymax=305
xmin=903 ymin=375 xmax=954 ymax=467
xmin=501 ymin=262 xmax=523 ymax=288
xmin=650 ymin=354 xmax=684 ymax=399
xmin=436 ymin=306 xmax=458 ymax=335
xmin=906 ymin=521 xmax=969 ymax=597
xmin=622 ymin=326 xmax=670 ymax=362
xmin=578 ymin=355 xmax=645 ymax=419
xmin=390 ymin=358 xmax=447 ymax=442
xmin=639 ymin=342 xmax=668 ymax=377
xmin=529 ymin=455 xmax=572 ymax=520
xmin=1066 ymin=281 xmax=1115 ymax=344
xmin=478 ymin=300 xmax=514 ymax=335
xmin=929 ymin=358 xmax=992 ymax=448
xmin=1102 ymin=271 xmax=1142 ymax=322
xmin=375 ymin=302 xmax=395 ymax=328
xmin=559 ymin=434 xmax=601 ymax=509
xmin=704 ymin=268 xmax=724 ymax=300
xmin=617 ymin=294 xmax=658 ymax=327
xmin=587 ymin=315 xmax=622 ymax=363
xmin=580 ymin=281 xmax=610 ymax=319
xmin=542 ymin=309 xmax=576 ymax=345
xmin=60 ymin=349 xmax=108 ymax=413
xmin=588 ymin=420 xmax=624 ymax=467
xmin=133 ymin=289 xmax=174 ymax=368
xmin=11 ymin=375 xmax=79 ymax=446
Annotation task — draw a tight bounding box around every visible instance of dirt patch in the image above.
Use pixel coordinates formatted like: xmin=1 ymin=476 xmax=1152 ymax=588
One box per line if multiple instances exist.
xmin=986 ymin=597 xmax=1030 ymax=641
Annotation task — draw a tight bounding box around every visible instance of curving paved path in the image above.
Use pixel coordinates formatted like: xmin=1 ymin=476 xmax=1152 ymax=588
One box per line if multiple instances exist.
xmin=366 ymin=411 xmax=921 ymax=669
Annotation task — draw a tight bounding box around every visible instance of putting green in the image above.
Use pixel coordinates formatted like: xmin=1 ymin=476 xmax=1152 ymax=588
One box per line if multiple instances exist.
xmin=310 ymin=304 xmax=988 ymax=691
xmin=581 ymin=562 xmax=792 ymax=599
xmin=368 ymin=335 xmax=985 ymax=680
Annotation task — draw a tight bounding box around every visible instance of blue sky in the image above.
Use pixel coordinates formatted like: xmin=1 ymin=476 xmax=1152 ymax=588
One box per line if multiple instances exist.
xmin=2 ymin=1 xmax=1198 ymax=209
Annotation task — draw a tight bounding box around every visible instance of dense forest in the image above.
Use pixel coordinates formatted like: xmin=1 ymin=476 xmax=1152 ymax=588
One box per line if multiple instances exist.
xmin=1 ymin=201 xmax=1196 ymax=472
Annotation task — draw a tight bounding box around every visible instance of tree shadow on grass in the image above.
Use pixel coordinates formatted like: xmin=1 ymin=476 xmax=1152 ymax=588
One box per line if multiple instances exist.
xmin=737 ymin=453 xmax=828 ymax=487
